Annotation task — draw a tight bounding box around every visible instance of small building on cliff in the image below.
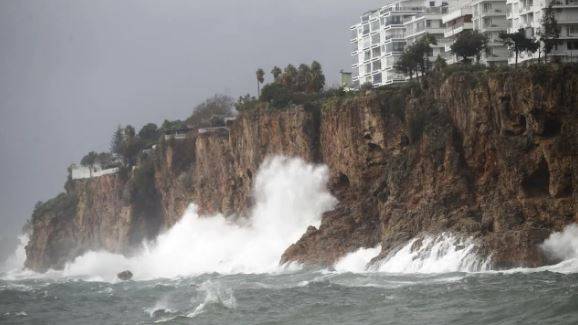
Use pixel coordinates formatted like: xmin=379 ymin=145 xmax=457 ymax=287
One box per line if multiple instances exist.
xmin=163 ymin=127 xmax=193 ymax=141
xmin=197 ymin=126 xmax=230 ymax=136
xmin=69 ymin=163 xmax=120 ymax=180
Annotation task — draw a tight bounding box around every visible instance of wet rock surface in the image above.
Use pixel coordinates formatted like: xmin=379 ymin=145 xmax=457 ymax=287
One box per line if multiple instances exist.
xmin=26 ymin=66 xmax=578 ymax=271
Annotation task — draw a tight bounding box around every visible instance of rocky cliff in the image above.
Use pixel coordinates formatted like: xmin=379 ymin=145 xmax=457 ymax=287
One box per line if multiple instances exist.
xmin=25 ymin=65 xmax=577 ymax=272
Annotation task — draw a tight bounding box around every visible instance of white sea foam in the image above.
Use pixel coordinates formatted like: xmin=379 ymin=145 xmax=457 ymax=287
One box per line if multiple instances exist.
xmin=187 ymin=280 xmax=236 ymax=318
xmin=376 ymin=234 xmax=489 ymax=273
xmin=523 ymin=224 xmax=578 ymax=274
xmin=334 ymin=246 xmax=382 ymax=273
xmin=145 ymin=294 xmax=177 ymax=319
xmin=334 ymin=234 xmax=489 ymax=274
xmin=1 ymin=234 xmax=29 ymax=274
xmin=541 ymin=224 xmax=578 ymax=262
xmin=42 ymin=156 xmax=336 ymax=281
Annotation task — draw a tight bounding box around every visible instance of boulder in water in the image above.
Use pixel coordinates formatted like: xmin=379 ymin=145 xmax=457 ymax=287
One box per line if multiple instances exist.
xmin=117 ymin=270 xmax=133 ymax=281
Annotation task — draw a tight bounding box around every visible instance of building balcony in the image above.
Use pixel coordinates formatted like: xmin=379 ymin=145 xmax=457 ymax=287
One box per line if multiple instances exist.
xmin=552 ymin=0 xmax=578 ymax=7
xmin=518 ymin=5 xmax=534 ymax=14
xmin=481 ymin=8 xmax=506 ymax=17
xmin=384 ymin=33 xmax=406 ymax=41
xmin=442 ymin=8 xmax=472 ymax=23
xmin=444 ymin=22 xmax=474 ymax=38
xmin=556 ymin=15 xmax=578 ymax=24
xmin=406 ymin=27 xmax=445 ymax=39
xmin=561 ymin=30 xmax=578 ymax=38
xmin=480 ymin=24 xmax=506 ymax=31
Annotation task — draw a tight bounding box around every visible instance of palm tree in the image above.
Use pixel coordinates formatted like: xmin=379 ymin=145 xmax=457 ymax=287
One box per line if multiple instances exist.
xmin=309 ymin=61 xmax=325 ymax=93
xmin=271 ymin=66 xmax=282 ymax=81
xmin=256 ymin=68 xmax=265 ymax=95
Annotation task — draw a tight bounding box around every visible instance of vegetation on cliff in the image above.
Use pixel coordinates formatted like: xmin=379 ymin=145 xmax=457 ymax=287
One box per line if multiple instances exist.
xmin=25 ymin=62 xmax=578 ymax=272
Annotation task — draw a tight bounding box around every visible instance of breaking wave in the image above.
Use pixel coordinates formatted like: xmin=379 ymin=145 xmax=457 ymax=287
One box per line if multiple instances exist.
xmin=49 ymin=157 xmax=336 ymax=281
xmin=335 ymin=234 xmax=490 ymax=274
xmin=1 ymin=234 xmax=28 ymax=274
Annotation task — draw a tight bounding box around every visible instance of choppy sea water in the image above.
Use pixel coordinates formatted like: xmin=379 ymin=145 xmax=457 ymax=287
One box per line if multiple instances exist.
xmin=3 ymin=157 xmax=578 ymax=324
xmin=2 ymin=270 xmax=578 ymax=324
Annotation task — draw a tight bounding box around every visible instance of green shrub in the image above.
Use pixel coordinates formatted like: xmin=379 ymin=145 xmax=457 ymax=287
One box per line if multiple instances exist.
xmin=260 ymin=83 xmax=293 ymax=108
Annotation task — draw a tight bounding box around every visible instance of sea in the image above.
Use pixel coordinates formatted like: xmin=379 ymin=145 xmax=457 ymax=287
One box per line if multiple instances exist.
xmin=2 ymin=157 xmax=577 ymax=324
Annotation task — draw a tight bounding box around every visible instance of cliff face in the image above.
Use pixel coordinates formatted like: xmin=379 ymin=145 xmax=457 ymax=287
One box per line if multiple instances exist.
xmin=25 ymin=175 xmax=151 ymax=271
xmin=25 ymin=66 xmax=578 ymax=272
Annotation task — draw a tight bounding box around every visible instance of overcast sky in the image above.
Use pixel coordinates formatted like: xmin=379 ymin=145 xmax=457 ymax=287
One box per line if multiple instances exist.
xmin=0 ymin=0 xmax=385 ymax=260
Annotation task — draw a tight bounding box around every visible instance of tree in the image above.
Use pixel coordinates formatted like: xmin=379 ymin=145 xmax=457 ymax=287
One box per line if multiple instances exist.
xmin=309 ymin=61 xmax=325 ymax=93
xmin=451 ymin=30 xmax=488 ymax=63
xmin=256 ymin=68 xmax=265 ymax=95
xmin=433 ymin=55 xmax=447 ymax=72
xmin=394 ymin=48 xmax=419 ymax=80
xmin=122 ymin=125 xmax=140 ymax=166
xmin=110 ymin=126 xmax=124 ymax=155
xmin=394 ymin=34 xmax=436 ymax=79
xmin=296 ymin=64 xmax=311 ymax=92
xmin=271 ymin=66 xmax=282 ymax=81
xmin=500 ymin=29 xmax=538 ymax=67
xmin=186 ymin=94 xmax=234 ymax=129
xmin=260 ymin=83 xmax=292 ymax=108
xmin=540 ymin=2 xmax=561 ymax=62
xmin=80 ymin=151 xmax=98 ymax=168
xmin=280 ymin=64 xmax=298 ymax=89
xmin=138 ymin=123 xmax=159 ymax=147
xmin=413 ymin=33 xmax=438 ymax=75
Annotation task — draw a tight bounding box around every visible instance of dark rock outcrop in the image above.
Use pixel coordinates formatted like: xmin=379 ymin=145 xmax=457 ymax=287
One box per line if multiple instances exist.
xmin=117 ymin=270 xmax=133 ymax=281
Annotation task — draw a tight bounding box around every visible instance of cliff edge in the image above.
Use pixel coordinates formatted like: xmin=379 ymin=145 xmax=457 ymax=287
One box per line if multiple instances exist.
xmin=25 ymin=65 xmax=577 ymax=272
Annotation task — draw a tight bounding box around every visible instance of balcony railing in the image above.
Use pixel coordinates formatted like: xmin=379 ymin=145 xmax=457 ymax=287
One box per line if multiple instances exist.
xmin=444 ymin=22 xmax=474 ymax=38
xmin=552 ymin=0 xmax=578 ymax=7
xmin=482 ymin=8 xmax=505 ymax=15
xmin=384 ymin=32 xmax=406 ymax=40
xmin=442 ymin=8 xmax=472 ymax=23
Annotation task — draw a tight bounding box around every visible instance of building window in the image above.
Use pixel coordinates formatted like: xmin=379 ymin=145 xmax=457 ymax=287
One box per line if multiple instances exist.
xmin=371 ymin=20 xmax=380 ymax=32
xmin=568 ymin=40 xmax=578 ymax=50
xmin=364 ymin=50 xmax=371 ymax=61
xmin=568 ymin=25 xmax=578 ymax=36
xmin=430 ymin=1 xmax=435 ymax=7
xmin=372 ymin=47 xmax=381 ymax=57
xmin=385 ymin=41 xmax=405 ymax=53
xmin=385 ymin=15 xmax=402 ymax=26
xmin=373 ymin=73 xmax=382 ymax=84
xmin=365 ymin=63 xmax=372 ymax=74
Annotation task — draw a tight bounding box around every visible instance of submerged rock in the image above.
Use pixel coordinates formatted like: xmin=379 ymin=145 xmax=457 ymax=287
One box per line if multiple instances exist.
xmin=117 ymin=270 xmax=133 ymax=281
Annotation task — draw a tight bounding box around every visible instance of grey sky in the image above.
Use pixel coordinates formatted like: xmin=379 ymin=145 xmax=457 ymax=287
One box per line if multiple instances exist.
xmin=0 ymin=0 xmax=384 ymax=260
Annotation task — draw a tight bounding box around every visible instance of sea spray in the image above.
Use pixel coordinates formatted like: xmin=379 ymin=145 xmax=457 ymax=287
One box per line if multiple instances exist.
xmin=334 ymin=234 xmax=489 ymax=274
xmin=187 ymin=280 xmax=237 ymax=318
xmin=333 ymin=246 xmax=382 ymax=273
xmin=541 ymin=224 xmax=578 ymax=261
xmin=58 ymin=156 xmax=336 ymax=281
xmin=1 ymin=234 xmax=28 ymax=273
xmin=375 ymin=234 xmax=489 ymax=273
xmin=535 ymin=224 xmax=578 ymax=274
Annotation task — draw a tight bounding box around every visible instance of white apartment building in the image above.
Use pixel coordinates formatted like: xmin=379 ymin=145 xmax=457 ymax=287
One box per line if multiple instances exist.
xmin=443 ymin=0 xmax=474 ymax=63
xmin=472 ymin=0 xmax=510 ymax=64
xmin=507 ymin=0 xmax=578 ymax=63
xmin=350 ymin=0 xmax=448 ymax=87
xmin=405 ymin=6 xmax=449 ymax=69
xmin=350 ymin=0 xmax=577 ymax=86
